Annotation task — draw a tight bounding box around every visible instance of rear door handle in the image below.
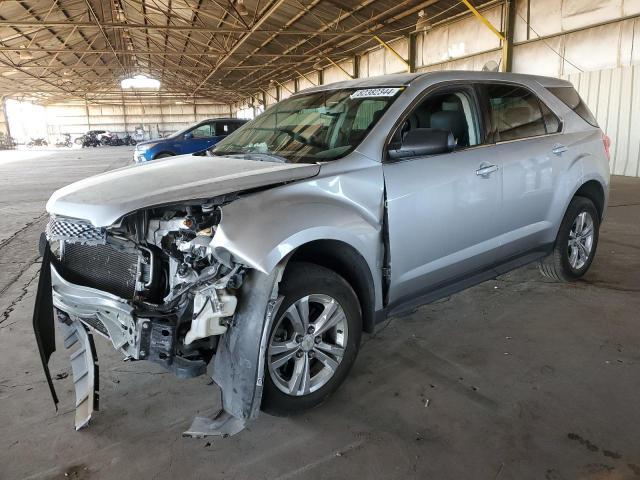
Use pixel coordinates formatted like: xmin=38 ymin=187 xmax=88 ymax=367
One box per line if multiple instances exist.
xmin=552 ymin=143 xmax=568 ymax=155
xmin=476 ymin=164 xmax=498 ymax=177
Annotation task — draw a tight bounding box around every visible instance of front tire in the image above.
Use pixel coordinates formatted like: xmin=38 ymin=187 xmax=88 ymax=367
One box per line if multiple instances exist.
xmin=539 ymin=196 xmax=600 ymax=281
xmin=261 ymin=262 xmax=362 ymax=416
xmin=154 ymin=152 xmax=173 ymax=159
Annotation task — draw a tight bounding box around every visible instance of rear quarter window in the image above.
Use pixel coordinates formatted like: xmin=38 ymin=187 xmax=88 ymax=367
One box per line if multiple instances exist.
xmin=548 ymin=86 xmax=598 ymax=127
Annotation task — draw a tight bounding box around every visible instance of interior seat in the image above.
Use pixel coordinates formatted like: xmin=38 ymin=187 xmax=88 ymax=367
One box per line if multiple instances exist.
xmin=430 ymin=110 xmax=469 ymax=147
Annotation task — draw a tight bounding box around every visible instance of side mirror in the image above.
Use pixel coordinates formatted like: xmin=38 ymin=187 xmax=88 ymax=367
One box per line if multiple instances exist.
xmin=184 ymin=132 xmax=194 ymax=140
xmin=388 ymin=128 xmax=456 ymax=160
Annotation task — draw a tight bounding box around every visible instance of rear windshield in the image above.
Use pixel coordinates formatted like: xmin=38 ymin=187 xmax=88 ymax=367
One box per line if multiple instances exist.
xmin=548 ymin=86 xmax=598 ymax=127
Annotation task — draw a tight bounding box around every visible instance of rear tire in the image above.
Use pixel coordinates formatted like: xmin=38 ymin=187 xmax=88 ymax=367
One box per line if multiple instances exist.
xmin=261 ymin=262 xmax=362 ymax=416
xmin=539 ymin=196 xmax=600 ymax=281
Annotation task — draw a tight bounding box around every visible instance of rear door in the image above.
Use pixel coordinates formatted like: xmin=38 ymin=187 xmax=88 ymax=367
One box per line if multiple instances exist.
xmin=383 ymin=84 xmax=503 ymax=305
xmin=212 ymin=121 xmax=240 ymax=146
xmin=477 ymin=82 xmax=564 ymax=258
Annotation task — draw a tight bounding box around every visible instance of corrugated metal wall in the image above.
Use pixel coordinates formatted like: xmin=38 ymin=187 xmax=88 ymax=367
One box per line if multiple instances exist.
xmin=564 ymin=66 xmax=640 ymax=177
xmin=0 ymin=98 xmax=9 ymax=137
xmin=45 ymin=98 xmax=231 ymax=141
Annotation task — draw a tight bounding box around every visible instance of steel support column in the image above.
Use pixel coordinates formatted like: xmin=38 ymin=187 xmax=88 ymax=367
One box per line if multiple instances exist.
xmin=503 ymin=0 xmax=516 ymax=72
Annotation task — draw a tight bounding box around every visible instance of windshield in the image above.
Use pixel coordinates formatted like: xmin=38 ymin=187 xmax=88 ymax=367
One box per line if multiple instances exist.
xmin=212 ymin=87 xmax=402 ymax=163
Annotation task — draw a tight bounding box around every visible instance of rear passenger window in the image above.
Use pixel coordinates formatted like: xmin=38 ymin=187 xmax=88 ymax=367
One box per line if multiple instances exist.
xmin=215 ymin=123 xmax=231 ymax=135
xmin=485 ymin=84 xmax=553 ymax=141
xmin=548 ymin=86 xmax=598 ymax=127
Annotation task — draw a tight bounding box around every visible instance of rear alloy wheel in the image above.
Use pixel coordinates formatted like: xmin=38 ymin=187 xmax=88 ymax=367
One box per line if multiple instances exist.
xmin=262 ymin=263 xmax=361 ymax=416
xmin=539 ymin=196 xmax=600 ymax=281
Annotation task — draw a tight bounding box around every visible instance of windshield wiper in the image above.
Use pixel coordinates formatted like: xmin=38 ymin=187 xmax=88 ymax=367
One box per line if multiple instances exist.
xmin=210 ymin=150 xmax=287 ymax=163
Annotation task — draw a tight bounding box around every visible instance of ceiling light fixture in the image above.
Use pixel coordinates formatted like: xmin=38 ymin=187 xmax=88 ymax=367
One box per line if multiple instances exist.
xmin=121 ymin=74 xmax=160 ymax=89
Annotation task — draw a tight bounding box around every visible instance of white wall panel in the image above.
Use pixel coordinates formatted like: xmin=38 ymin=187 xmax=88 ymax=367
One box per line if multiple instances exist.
xmin=564 ymin=65 xmax=640 ymax=177
xmin=563 ymin=23 xmax=622 ymax=73
xmin=322 ymin=60 xmax=353 ymax=85
xmin=446 ymin=5 xmax=502 ymax=57
xmin=624 ymin=0 xmax=640 ymax=14
xmin=385 ymin=39 xmax=409 ymax=74
xmin=297 ymin=71 xmax=319 ymax=91
xmin=561 ymin=0 xmax=622 ymax=30
xmin=512 ymin=38 xmax=563 ymax=76
xmin=46 ymin=97 xmax=230 ymax=140
xmin=366 ymin=48 xmax=385 ymax=77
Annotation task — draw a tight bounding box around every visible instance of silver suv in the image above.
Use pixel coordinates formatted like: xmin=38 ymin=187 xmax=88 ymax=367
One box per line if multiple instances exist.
xmin=34 ymin=71 xmax=610 ymax=435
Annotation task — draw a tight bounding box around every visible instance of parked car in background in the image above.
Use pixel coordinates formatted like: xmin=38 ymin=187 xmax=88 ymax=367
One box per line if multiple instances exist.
xmin=35 ymin=71 xmax=609 ymax=436
xmin=133 ymin=118 xmax=247 ymax=162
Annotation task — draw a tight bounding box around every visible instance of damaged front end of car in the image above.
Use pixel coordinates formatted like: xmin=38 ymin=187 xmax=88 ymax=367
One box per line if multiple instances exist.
xmin=33 ymin=196 xmax=284 ymax=436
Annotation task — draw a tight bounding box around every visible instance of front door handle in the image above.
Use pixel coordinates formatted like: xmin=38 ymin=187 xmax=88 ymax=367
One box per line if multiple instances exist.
xmin=552 ymin=143 xmax=568 ymax=155
xmin=476 ymin=163 xmax=498 ymax=177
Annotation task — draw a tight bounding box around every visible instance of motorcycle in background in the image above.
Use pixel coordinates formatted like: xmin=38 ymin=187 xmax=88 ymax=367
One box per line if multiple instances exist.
xmin=75 ymin=132 xmax=101 ymax=148
xmin=26 ymin=138 xmax=48 ymax=147
xmin=55 ymin=133 xmax=72 ymax=148
xmin=122 ymin=134 xmax=137 ymax=146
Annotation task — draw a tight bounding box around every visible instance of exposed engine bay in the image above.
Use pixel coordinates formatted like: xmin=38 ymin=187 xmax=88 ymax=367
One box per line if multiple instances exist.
xmin=46 ymin=195 xmax=246 ymax=379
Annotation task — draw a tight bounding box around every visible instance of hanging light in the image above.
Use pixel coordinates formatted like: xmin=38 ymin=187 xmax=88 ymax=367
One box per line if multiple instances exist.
xmin=415 ymin=9 xmax=432 ymax=32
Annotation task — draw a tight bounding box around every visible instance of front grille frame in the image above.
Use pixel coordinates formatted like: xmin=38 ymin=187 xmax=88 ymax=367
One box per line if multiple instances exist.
xmin=47 ymin=216 xmax=106 ymax=245
xmin=61 ymin=242 xmax=142 ymax=300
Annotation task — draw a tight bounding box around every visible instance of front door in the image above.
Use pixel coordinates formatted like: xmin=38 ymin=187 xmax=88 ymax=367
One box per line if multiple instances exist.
xmin=383 ymin=85 xmax=502 ymax=306
xmin=184 ymin=121 xmax=219 ymax=153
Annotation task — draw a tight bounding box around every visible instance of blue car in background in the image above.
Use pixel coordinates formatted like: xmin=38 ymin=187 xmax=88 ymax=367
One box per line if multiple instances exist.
xmin=133 ymin=118 xmax=247 ymax=162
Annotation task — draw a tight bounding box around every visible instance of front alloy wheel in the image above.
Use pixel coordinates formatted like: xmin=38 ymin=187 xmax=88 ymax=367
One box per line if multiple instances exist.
xmin=268 ymin=294 xmax=348 ymax=396
xmin=261 ymin=262 xmax=361 ymax=416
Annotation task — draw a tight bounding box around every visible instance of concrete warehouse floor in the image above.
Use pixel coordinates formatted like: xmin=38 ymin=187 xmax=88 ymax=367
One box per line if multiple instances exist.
xmin=1 ymin=147 xmax=639 ymax=480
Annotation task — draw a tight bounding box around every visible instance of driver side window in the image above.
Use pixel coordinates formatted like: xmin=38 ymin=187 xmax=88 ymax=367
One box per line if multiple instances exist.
xmin=394 ymin=88 xmax=481 ymax=151
xmin=190 ymin=123 xmax=214 ymax=138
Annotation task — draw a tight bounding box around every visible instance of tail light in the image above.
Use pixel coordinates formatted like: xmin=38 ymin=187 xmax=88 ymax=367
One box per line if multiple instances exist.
xmin=602 ymin=132 xmax=611 ymax=162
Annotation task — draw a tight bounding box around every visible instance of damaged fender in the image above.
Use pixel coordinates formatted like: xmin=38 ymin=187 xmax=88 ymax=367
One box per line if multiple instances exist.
xmin=211 ymin=261 xmax=286 ymax=421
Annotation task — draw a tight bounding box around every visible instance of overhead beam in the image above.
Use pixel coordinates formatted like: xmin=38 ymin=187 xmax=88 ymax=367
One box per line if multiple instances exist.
xmin=0 ymin=20 xmax=385 ymax=37
xmin=193 ymin=0 xmax=286 ymax=95
xmin=0 ymin=47 xmax=359 ymax=58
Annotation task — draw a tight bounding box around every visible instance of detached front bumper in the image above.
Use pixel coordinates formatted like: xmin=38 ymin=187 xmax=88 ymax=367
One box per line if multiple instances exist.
xmin=34 ymin=240 xmax=285 ymax=437
xmin=51 ymin=264 xmax=143 ymax=358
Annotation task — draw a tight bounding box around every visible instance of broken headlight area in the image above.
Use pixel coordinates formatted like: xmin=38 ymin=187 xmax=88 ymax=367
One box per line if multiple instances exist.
xmin=46 ymin=198 xmax=245 ymax=379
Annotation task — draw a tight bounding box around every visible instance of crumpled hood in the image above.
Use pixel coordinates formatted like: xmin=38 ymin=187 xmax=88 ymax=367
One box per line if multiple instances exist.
xmin=47 ymin=154 xmax=320 ymax=226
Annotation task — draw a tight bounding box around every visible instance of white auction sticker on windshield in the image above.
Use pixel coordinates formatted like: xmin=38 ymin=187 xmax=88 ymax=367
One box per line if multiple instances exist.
xmin=350 ymin=87 xmax=400 ymax=99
